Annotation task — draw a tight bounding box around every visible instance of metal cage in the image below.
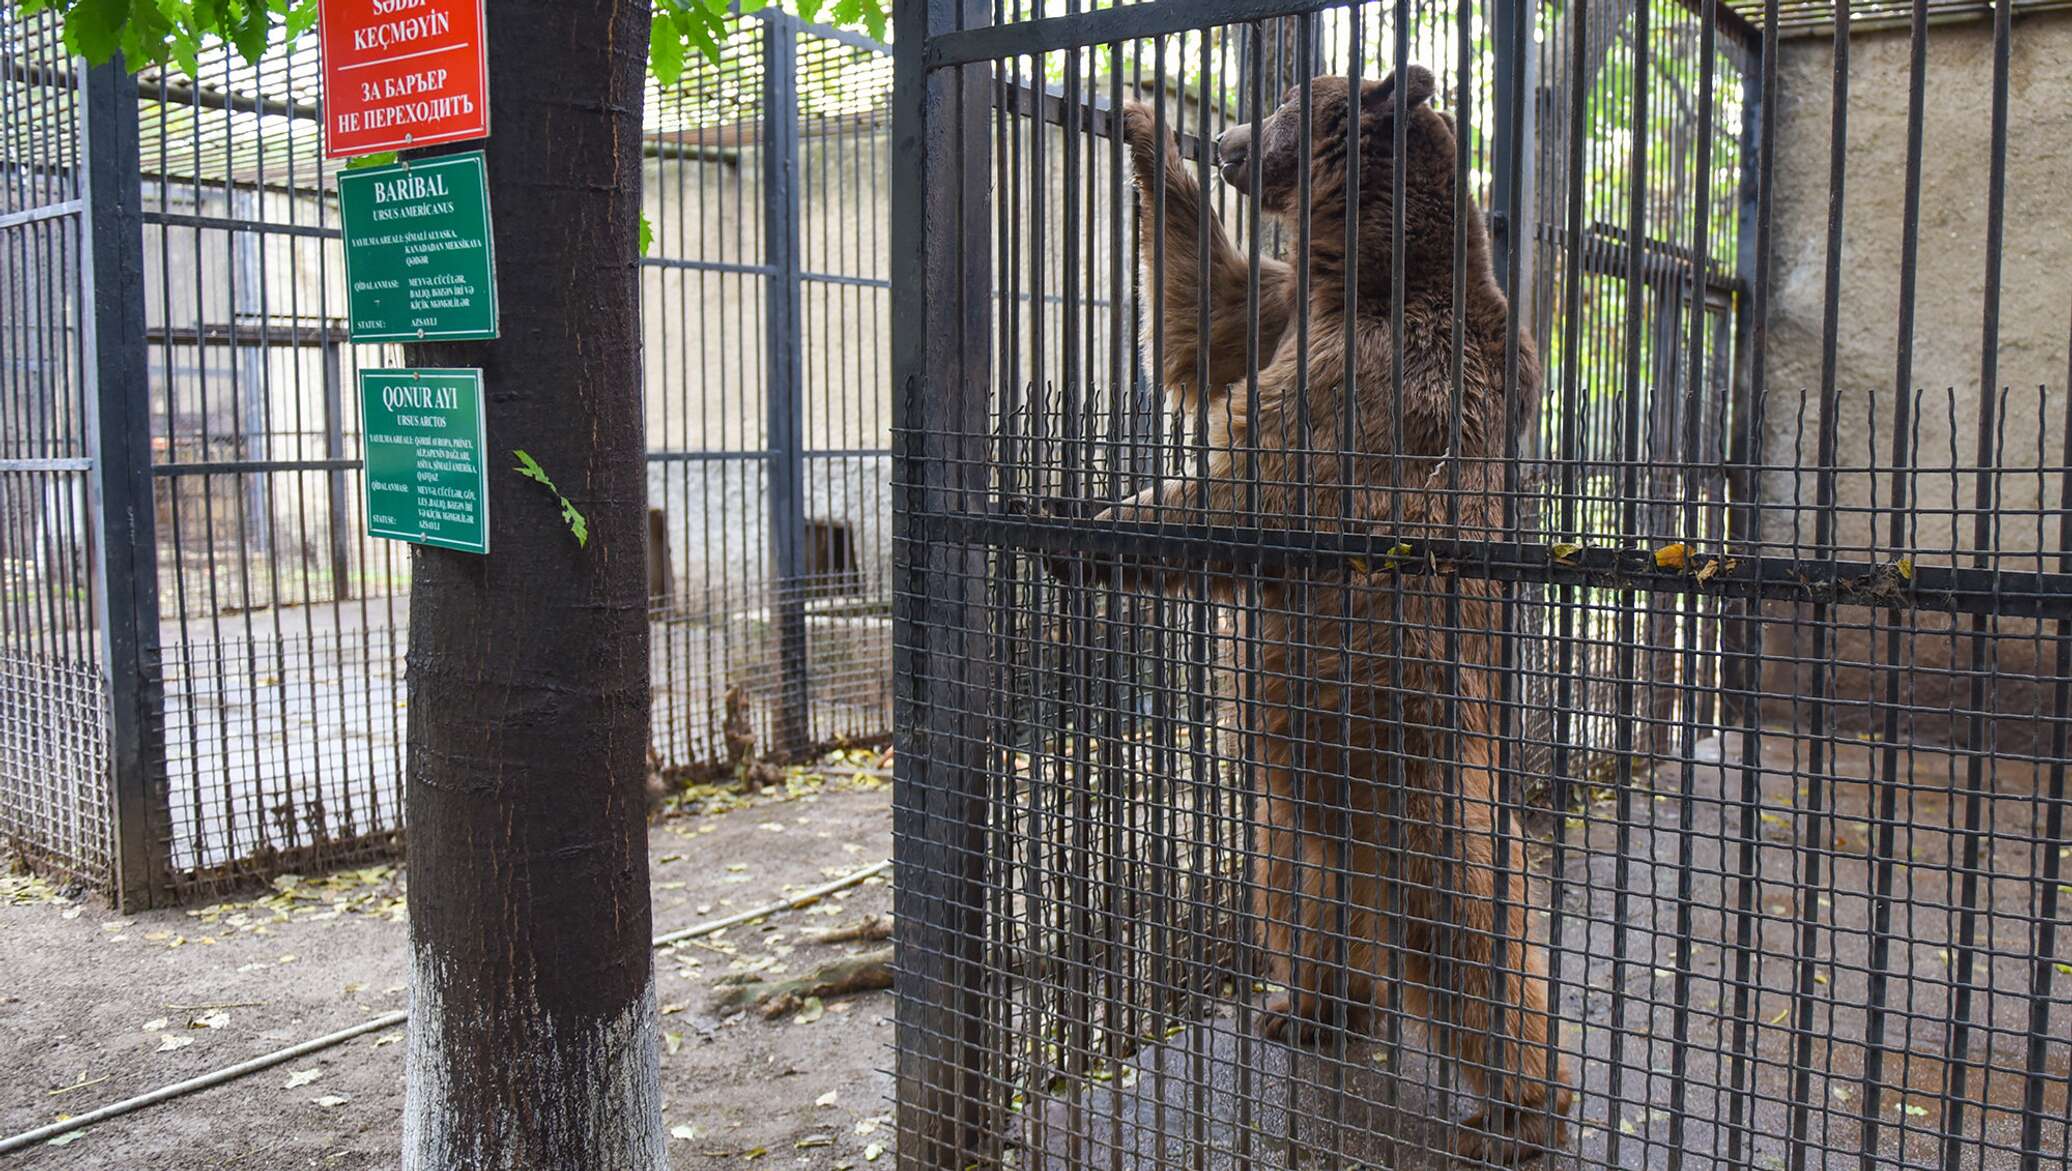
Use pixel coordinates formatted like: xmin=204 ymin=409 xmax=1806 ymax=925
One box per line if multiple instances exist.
xmin=890 ymin=2 xmax=2072 ymax=1169
xmin=0 ymin=7 xmax=895 ymax=903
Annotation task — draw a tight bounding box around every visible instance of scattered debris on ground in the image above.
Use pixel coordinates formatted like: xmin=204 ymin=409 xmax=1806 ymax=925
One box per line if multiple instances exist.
xmin=1 ymin=762 xmax=896 ymax=1169
xmin=711 ymin=948 xmax=895 ymax=1020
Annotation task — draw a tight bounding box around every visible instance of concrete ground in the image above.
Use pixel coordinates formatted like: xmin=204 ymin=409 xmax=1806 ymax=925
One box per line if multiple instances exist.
xmin=1016 ymin=731 xmax=2071 ymax=1170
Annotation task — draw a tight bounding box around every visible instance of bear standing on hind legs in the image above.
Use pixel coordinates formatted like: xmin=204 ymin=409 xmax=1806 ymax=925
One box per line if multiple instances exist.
xmin=1079 ymin=67 xmax=1577 ymax=1159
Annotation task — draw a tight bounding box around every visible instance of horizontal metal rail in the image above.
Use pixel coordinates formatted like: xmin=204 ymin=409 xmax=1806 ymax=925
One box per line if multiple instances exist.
xmin=997 ymin=77 xmax=1207 ymax=160
xmin=927 ymin=0 xmax=1757 ymax=68
xmin=0 ymin=199 xmax=82 ymax=230
xmin=926 ymin=0 xmax=1344 ymax=68
xmin=141 ymin=209 xmax=340 ymax=241
xmin=931 ymin=509 xmax=2072 ymax=622
xmin=152 ymin=457 xmax=359 ymax=476
xmin=149 ymin=448 xmax=897 ymax=476
xmin=0 ymin=457 xmax=93 ymax=473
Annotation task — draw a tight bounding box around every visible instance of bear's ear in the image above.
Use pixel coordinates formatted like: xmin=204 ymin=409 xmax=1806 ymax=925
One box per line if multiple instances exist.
xmin=1365 ymin=65 xmax=1437 ymax=114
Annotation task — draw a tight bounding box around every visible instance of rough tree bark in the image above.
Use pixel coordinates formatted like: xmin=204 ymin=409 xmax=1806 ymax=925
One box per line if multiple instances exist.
xmin=399 ymin=1 xmax=662 ymax=1167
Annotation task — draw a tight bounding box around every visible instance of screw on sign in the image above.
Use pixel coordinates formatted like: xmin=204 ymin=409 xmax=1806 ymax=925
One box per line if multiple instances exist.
xmin=320 ymin=0 xmax=490 ymax=159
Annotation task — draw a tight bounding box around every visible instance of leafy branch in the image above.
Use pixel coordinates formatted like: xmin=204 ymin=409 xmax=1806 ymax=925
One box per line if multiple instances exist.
xmin=511 ymin=451 xmax=589 ymax=550
xmin=20 ymin=0 xmax=317 ymax=76
xmin=27 ymin=0 xmax=888 ymax=79
xmin=651 ymin=0 xmax=887 ymax=87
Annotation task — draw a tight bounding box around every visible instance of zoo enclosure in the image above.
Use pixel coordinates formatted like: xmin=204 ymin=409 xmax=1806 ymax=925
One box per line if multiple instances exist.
xmin=892 ymin=2 xmax=2071 ymax=1170
xmin=0 ymin=7 xmax=895 ymax=905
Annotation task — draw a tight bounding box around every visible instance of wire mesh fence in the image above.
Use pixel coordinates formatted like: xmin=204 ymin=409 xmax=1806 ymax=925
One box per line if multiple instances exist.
xmin=0 ymin=6 xmax=108 ymax=888
xmin=890 ymin=2 xmax=2071 ymax=1169
xmin=0 ymin=8 xmax=896 ymax=900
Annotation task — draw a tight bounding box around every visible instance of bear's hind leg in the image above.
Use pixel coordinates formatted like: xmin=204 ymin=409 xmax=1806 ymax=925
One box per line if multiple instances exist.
xmin=1444 ymin=857 xmax=1574 ymax=1163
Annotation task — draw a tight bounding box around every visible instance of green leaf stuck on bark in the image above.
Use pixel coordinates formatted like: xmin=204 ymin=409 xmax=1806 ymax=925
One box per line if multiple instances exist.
xmin=512 ymin=450 xmax=590 ymax=549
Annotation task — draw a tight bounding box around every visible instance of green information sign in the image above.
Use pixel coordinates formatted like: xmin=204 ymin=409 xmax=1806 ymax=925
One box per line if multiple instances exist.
xmin=339 ymin=151 xmax=498 ymax=342
xmin=360 ymin=368 xmax=490 ymax=555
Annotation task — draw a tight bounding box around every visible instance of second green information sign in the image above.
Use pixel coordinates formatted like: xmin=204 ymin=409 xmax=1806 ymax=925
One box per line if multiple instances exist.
xmin=361 ymin=368 xmax=490 ymax=555
xmin=340 ymin=151 xmax=498 ymax=342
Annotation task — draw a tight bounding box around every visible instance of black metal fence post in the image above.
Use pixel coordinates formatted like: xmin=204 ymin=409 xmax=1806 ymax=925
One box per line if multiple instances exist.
xmin=79 ymin=54 xmax=169 ymax=910
xmin=1491 ymin=1 xmax=1537 ymax=332
xmin=322 ymin=335 xmax=354 ymax=602
xmin=890 ymin=0 xmax=993 ymax=1165
xmin=764 ymin=12 xmax=811 ymax=757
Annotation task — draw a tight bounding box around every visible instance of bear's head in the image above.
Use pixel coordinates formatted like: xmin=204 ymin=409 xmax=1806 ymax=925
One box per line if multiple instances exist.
xmin=1215 ymin=65 xmax=1471 ymax=297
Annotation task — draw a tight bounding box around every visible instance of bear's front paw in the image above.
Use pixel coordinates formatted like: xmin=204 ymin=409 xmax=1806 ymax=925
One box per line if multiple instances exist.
xmin=1000 ymin=495 xmax=1113 ymax=586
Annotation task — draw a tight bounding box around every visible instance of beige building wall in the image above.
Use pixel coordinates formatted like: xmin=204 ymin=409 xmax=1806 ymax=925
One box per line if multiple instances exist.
xmin=1757 ymin=12 xmax=2071 ymax=749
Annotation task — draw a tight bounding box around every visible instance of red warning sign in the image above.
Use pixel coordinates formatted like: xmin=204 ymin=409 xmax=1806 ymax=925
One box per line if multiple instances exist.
xmin=319 ymin=0 xmax=489 ymax=159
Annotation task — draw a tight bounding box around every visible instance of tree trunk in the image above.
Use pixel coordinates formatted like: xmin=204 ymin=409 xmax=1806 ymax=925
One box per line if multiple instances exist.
xmin=399 ymin=1 xmax=661 ymax=1167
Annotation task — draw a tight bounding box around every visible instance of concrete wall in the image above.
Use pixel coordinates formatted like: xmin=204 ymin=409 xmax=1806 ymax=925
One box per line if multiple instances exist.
xmin=1756 ymin=12 xmax=2072 ymax=749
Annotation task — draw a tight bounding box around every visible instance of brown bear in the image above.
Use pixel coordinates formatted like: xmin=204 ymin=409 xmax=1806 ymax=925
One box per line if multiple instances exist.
xmin=1080 ymin=67 xmax=1577 ymax=1159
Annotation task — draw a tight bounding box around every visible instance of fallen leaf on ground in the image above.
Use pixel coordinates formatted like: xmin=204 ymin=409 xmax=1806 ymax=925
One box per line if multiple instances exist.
xmin=45 ymin=1132 xmax=84 ymax=1147
xmin=669 ymin=1123 xmax=697 ymax=1141
xmin=663 ymin=1031 xmax=682 ymax=1055
xmin=285 ymin=1069 xmax=322 ymax=1089
xmin=156 ymin=1035 xmax=192 ymax=1053
xmin=191 ymin=1010 xmax=230 ymax=1029
xmin=794 ymin=996 xmax=825 ymax=1024
xmin=313 ymin=1094 xmax=351 ymax=1108
xmin=815 ymin=1090 xmax=839 ymax=1107
xmin=141 ymin=1018 xmax=167 ymax=1032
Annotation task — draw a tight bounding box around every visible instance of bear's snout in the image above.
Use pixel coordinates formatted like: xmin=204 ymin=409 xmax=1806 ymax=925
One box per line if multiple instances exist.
xmin=1215 ymin=123 xmax=1253 ymax=191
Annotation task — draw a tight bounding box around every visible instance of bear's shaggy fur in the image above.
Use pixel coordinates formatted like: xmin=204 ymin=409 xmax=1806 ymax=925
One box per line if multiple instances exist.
xmin=1099 ymin=67 xmax=1576 ymax=1159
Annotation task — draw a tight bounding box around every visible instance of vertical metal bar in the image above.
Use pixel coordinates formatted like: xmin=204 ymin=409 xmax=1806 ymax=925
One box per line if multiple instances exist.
xmin=1855 ymin=3 xmax=1929 ymax=1157
xmin=1939 ymin=3 xmax=2014 ymax=1164
xmin=2017 ymin=309 xmax=2072 ymax=1171
xmin=890 ymin=0 xmax=993 ymax=1165
xmin=323 ymin=338 xmax=353 ymax=602
xmin=1489 ymin=0 xmax=1537 ymax=333
xmin=79 ymin=55 xmax=168 ymax=910
xmin=764 ymin=13 xmax=810 ymax=756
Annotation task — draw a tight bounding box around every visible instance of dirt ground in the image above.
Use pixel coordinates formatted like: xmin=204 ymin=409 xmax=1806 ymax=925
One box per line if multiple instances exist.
xmin=1 ymin=773 xmax=896 ymax=1170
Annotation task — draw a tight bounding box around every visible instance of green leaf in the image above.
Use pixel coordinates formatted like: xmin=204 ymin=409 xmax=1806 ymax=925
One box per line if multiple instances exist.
xmin=736 ymin=0 xmax=769 ymax=12
xmin=229 ymin=0 xmax=272 ymax=63
xmin=283 ymin=0 xmax=317 ymax=40
xmin=64 ymin=0 xmax=133 ymax=65
xmin=192 ymin=0 xmax=224 ymax=32
xmin=649 ymin=13 xmax=684 ymax=87
xmin=560 ymin=499 xmax=590 ymax=548
xmin=345 ymin=151 xmax=399 ymax=170
xmin=638 ymin=212 xmax=654 ymax=258
xmin=512 ymin=449 xmax=558 ymax=493
xmin=511 ymin=451 xmax=587 ymax=550
xmin=678 ymin=6 xmax=723 ymax=66
xmin=795 ymin=0 xmax=827 ymax=22
xmin=117 ymin=0 xmax=172 ymax=65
